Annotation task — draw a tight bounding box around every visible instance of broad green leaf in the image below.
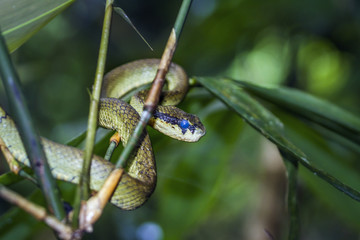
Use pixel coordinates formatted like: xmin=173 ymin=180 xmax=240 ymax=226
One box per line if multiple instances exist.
xmin=0 ymin=0 xmax=75 ymax=52
xmin=195 ymin=76 xmax=360 ymax=202
xmin=235 ymin=80 xmax=360 ymax=144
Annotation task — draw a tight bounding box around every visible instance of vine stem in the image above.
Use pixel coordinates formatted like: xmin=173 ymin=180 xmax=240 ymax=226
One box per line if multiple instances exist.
xmin=72 ymin=0 xmax=114 ymax=228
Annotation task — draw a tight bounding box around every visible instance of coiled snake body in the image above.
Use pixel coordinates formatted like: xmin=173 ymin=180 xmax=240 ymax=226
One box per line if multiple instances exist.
xmin=0 ymin=59 xmax=205 ymax=210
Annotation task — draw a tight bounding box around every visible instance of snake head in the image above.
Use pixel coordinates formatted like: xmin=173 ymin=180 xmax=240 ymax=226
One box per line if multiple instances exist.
xmin=152 ymin=106 xmax=206 ymax=142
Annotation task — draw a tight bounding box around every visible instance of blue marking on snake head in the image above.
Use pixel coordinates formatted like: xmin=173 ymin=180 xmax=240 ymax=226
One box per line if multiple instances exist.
xmin=179 ymin=119 xmax=190 ymax=134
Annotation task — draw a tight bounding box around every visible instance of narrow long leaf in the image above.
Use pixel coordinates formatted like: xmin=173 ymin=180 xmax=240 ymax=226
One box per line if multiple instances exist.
xmin=66 ymin=130 xmax=87 ymax=147
xmin=282 ymin=151 xmax=299 ymax=240
xmin=278 ymin=111 xmax=360 ymax=226
xmin=195 ymin=76 xmax=360 ymax=202
xmin=235 ymin=80 xmax=360 ymax=144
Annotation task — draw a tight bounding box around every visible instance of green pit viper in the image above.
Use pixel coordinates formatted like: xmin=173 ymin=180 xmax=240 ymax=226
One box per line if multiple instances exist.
xmin=0 ymin=59 xmax=206 ymax=210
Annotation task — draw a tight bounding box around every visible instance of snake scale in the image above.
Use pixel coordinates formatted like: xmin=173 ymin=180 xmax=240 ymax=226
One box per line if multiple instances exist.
xmin=0 ymin=59 xmax=206 ymax=210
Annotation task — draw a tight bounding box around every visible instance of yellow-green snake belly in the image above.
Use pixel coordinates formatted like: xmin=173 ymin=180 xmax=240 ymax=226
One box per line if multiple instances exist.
xmin=0 ymin=59 xmax=206 ymax=210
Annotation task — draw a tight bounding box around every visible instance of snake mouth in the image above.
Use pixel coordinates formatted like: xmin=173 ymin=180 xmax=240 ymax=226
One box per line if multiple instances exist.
xmin=177 ymin=125 xmax=206 ymax=142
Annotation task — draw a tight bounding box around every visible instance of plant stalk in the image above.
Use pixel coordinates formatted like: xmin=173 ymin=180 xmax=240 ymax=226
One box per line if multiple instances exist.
xmin=0 ymin=30 xmax=65 ymax=220
xmin=80 ymin=0 xmax=193 ymax=227
xmin=72 ymin=0 xmax=113 ymax=227
xmin=282 ymin=151 xmax=299 ymax=240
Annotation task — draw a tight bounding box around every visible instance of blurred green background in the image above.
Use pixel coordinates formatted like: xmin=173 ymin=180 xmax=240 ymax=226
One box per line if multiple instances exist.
xmin=0 ymin=0 xmax=360 ymax=239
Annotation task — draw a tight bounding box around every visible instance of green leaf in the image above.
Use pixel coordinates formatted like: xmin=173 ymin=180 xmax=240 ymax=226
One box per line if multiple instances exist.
xmin=195 ymin=76 xmax=360 ymax=202
xmin=66 ymin=130 xmax=87 ymax=147
xmin=234 ymin=80 xmax=360 ymax=144
xmin=0 ymin=0 xmax=75 ymax=52
xmin=0 ymin=172 xmax=22 ymax=185
xmin=195 ymin=76 xmax=305 ymax=158
xmin=279 ymin=111 xmax=360 ymax=227
xmin=283 ymin=152 xmax=299 ymax=240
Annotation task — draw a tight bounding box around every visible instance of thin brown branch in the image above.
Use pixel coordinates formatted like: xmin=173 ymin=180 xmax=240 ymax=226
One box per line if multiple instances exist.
xmin=0 ymin=185 xmax=73 ymax=240
xmin=144 ymin=28 xmax=177 ymax=111
xmin=78 ymin=168 xmax=124 ymax=231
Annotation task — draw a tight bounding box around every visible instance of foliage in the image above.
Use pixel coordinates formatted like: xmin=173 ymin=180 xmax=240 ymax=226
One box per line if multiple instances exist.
xmin=0 ymin=0 xmax=74 ymax=52
xmin=0 ymin=0 xmax=360 ymax=239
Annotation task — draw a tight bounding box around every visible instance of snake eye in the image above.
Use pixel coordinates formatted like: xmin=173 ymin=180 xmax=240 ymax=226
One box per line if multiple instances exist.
xmin=179 ymin=119 xmax=190 ymax=130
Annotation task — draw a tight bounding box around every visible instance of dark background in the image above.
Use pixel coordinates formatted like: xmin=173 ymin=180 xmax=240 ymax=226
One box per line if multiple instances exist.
xmin=0 ymin=0 xmax=360 ymax=239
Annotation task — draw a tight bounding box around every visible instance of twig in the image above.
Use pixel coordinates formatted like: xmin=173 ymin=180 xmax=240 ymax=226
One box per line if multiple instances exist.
xmin=72 ymin=0 xmax=114 ymax=228
xmin=0 ymin=185 xmax=73 ymax=240
xmin=79 ymin=168 xmax=124 ymax=232
xmin=0 ymin=29 xmax=65 ymax=220
xmin=104 ymin=132 xmax=120 ymax=161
